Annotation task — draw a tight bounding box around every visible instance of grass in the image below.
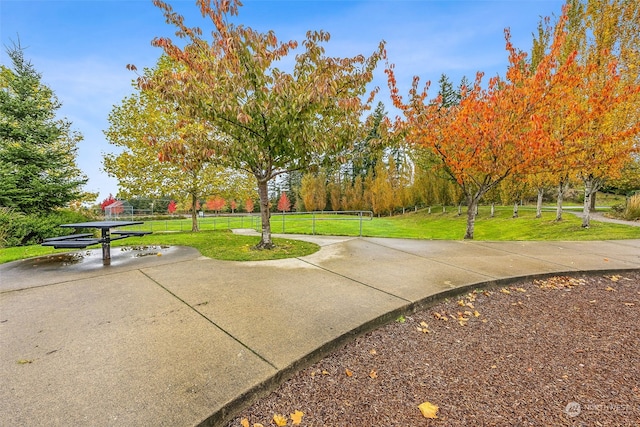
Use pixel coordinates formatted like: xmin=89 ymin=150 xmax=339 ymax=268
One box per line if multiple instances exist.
xmin=270 ymin=206 xmax=640 ymax=240
xmin=2 ymin=205 xmax=639 ymax=265
xmin=0 ymin=230 xmax=319 ymax=264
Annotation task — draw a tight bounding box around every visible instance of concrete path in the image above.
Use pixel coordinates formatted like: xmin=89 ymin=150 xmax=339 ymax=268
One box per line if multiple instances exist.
xmin=2 ymin=237 xmax=640 ymax=426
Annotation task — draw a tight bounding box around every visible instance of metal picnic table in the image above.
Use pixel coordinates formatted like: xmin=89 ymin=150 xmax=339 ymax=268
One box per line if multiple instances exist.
xmin=42 ymin=221 xmax=150 ymax=265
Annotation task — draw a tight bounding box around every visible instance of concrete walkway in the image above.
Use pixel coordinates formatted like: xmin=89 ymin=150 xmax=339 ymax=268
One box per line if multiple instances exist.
xmin=2 ymin=237 xmax=640 ymax=426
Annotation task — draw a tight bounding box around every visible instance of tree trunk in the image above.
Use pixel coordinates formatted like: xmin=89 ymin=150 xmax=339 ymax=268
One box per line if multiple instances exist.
xmin=457 ymin=204 xmax=462 ymax=216
xmin=191 ymin=193 xmax=199 ymax=232
xmin=464 ymin=198 xmax=478 ymax=239
xmin=590 ymin=191 xmax=597 ymax=212
xmin=513 ymin=201 xmax=519 ymax=218
xmin=428 ymin=206 xmax=431 ymax=214
xmin=536 ymin=188 xmax=544 ymax=218
xmin=582 ymin=175 xmax=600 ymax=228
xmin=256 ymin=179 xmax=274 ymax=249
xmin=556 ymin=179 xmax=566 ymax=222
xmin=490 ymin=202 xmax=495 ymax=218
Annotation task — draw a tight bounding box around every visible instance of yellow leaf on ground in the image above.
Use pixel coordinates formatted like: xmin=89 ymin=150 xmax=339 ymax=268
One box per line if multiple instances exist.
xmin=253 ymin=424 xmax=264 ymax=427
xmin=369 ymin=370 xmax=378 ymax=379
xmin=418 ymin=401 xmax=439 ymax=419
xmin=290 ymin=410 xmax=304 ymax=425
xmin=605 ymin=286 xmax=616 ymax=292
xmin=345 ymin=368 xmax=353 ymax=377
xmin=321 ymin=370 xmax=329 ymax=375
xmin=240 ymin=418 xmax=249 ymax=427
xmin=500 ymin=288 xmax=511 ymax=294
xmin=473 ymin=310 xmax=480 ymax=317
xmin=273 ymin=414 xmax=287 ymax=426
xmin=369 ymin=349 xmax=377 ymax=355
xmin=457 ymin=300 xmax=466 ymax=307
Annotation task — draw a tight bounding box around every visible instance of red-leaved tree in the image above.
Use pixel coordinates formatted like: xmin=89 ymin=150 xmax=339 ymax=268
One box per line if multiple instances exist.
xmin=100 ymin=194 xmax=117 ymax=212
xmin=245 ymin=198 xmax=254 ymax=213
xmin=167 ymin=200 xmax=177 ymax=214
xmin=277 ymin=192 xmax=291 ymax=213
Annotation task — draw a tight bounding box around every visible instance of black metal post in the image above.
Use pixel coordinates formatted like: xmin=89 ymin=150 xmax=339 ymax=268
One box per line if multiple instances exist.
xmin=101 ymin=228 xmax=111 ymax=266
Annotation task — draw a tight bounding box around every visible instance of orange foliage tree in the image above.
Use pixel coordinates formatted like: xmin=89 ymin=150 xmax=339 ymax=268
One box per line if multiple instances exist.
xmin=387 ymin=7 xmax=638 ymax=238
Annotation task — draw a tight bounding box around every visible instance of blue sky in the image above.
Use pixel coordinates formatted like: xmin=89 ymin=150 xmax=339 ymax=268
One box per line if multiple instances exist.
xmin=1 ymin=0 xmax=564 ymax=203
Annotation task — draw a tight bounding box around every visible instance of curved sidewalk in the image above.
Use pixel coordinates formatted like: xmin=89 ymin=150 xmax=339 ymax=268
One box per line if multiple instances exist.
xmin=2 ymin=237 xmax=640 ymax=426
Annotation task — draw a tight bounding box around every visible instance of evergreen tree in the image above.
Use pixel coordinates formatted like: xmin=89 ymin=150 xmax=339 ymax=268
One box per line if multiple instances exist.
xmin=0 ymin=44 xmax=87 ymax=213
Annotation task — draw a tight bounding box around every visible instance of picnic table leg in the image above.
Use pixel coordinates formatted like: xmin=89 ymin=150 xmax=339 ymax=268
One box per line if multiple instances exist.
xmin=101 ymin=228 xmax=111 ymax=266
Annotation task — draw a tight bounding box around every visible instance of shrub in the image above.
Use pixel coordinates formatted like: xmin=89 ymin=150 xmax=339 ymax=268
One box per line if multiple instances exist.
xmin=0 ymin=208 xmax=95 ymax=248
xmin=622 ymin=194 xmax=640 ymax=221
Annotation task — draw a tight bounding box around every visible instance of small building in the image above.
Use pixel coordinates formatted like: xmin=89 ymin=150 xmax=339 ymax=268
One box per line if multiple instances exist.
xmin=104 ymin=200 xmax=134 ymax=219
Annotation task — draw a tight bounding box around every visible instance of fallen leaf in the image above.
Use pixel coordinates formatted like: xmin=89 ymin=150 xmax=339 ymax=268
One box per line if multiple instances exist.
xmin=290 ymin=410 xmax=304 ymax=425
xmin=418 ymin=401 xmax=439 ymax=419
xmin=609 ymin=275 xmax=620 ymax=282
xmin=253 ymin=424 xmax=264 ymax=427
xmin=473 ymin=310 xmax=480 ymax=317
xmin=500 ymin=288 xmax=511 ymax=294
xmin=345 ymin=368 xmax=353 ymax=377
xmin=457 ymin=300 xmax=466 ymax=307
xmin=420 ymin=321 xmax=429 ymax=328
xmin=589 ymin=300 xmax=597 ymax=304
xmin=369 ymin=370 xmax=378 ymax=379
xmin=273 ymin=414 xmax=287 ymax=426
xmin=369 ymin=349 xmax=377 ymax=355
xmin=17 ymin=359 xmax=32 ymax=364
xmin=605 ymin=286 xmax=616 ymax=292
xmin=624 ymin=302 xmax=635 ymax=307
xmin=322 ymin=370 xmax=329 ymax=375
xmin=240 ymin=419 xmax=249 ymax=427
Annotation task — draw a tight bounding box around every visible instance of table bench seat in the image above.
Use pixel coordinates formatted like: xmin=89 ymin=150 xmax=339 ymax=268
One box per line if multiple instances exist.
xmin=110 ymin=231 xmax=152 ymax=236
xmin=41 ymin=239 xmax=101 ymax=249
xmin=43 ymin=233 xmax=94 ymax=242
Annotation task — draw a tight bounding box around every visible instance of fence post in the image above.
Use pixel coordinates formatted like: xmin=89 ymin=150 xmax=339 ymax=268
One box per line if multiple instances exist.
xmin=359 ymin=211 xmax=363 ymax=237
xmin=312 ymin=212 xmax=316 ymax=235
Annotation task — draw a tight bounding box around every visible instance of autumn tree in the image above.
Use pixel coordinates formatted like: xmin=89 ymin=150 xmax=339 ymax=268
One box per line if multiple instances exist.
xmin=561 ymin=0 xmax=640 ymax=227
xmin=100 ymin=194 xmax=117 ymax=212
xmin=105 ymin=58 xmax=255 ymax=231
xmin=0 ymin=44 xmax=88 ymax=213
xmin=167 ymin=200 xmax=177 ymax=214
xmin=300 ymin=172 xmax=327 ymax=211
xmin=277 ymin=192 xmax=291 ymax=213
xmin=244 ymin=198 xmax=254 ymax=214
xmin=147 ymin=0 xmax=383 ymax=248
xmin=388 ymin=6 xmax=638 ymax=238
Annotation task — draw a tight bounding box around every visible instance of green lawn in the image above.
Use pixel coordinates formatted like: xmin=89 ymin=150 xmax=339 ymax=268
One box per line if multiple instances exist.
xmin=2 ymin=206 xmax=639 ymax=264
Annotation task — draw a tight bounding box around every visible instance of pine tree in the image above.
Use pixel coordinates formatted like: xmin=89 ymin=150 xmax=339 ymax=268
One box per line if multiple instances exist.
xmin=0 ymin=44 xmax=87 ymax=213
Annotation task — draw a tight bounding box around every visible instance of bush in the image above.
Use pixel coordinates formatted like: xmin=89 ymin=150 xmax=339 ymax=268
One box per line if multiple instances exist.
xmin=622 ymin=194 xmax=640 ymax=221
xmin=0 ymin=208 xmax=95 ymax=248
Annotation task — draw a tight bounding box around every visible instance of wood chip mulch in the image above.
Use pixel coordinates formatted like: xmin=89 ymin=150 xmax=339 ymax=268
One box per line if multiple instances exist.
xmin=226 ymin=271 xmax=640 ymax=427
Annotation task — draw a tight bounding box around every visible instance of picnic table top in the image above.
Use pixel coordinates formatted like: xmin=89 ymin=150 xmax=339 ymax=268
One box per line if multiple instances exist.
xmin=60 ymin=221 xmax=143 ymax=229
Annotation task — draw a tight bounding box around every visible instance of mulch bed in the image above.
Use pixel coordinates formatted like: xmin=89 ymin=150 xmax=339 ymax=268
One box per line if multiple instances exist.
xmin=226 ymin=271 xmax=640 ymax=426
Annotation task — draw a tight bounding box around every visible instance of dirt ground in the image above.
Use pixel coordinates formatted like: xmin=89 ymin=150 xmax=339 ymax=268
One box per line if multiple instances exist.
xmin=226 ymin=271 xmax=640 ymax=427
